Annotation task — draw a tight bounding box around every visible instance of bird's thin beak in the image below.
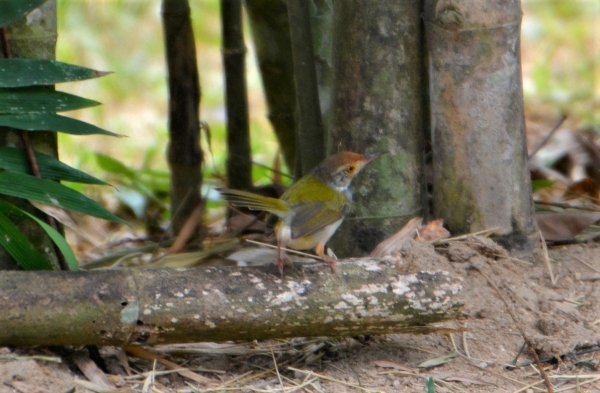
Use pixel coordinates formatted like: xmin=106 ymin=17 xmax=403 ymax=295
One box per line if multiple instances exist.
xmin=365 ymin=151 xmax=387 ymax=163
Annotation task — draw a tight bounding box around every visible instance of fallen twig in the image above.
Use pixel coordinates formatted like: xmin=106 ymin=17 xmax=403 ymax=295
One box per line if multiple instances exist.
xmin=528 ymin=114 xmax=567 ymax=160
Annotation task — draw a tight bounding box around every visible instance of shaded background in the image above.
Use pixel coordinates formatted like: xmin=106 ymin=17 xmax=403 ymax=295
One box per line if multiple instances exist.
xmin=54 ymin=0 xmax=599 ymax=234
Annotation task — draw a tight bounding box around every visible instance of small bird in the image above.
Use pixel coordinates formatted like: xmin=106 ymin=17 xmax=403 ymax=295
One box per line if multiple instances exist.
xmin=218 ymin=151 xmax=383 ymax=276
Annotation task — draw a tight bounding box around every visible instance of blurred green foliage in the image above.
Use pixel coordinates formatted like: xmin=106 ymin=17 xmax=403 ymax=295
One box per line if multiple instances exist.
xmin=521 ymin=0 xmax=599 ymax=129
xmin=55 ymin=0 xmax=281 ymax=202
xmin=54 ymin=0 xmax=599 ymax=212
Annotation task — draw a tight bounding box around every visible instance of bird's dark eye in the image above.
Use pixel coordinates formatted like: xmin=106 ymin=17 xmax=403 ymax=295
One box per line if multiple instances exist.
xmin=345 ymin=165 xmax=356 ymax=174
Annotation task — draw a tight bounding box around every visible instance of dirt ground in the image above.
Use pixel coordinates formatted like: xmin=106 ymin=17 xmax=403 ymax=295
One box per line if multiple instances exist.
xmin=2 ymin=238 xmax=600 ymax=393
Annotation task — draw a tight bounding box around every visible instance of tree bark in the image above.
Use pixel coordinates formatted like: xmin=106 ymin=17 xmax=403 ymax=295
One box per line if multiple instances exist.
xmin=161 ymin=0 xmax=203 ymax=236
xmin=424 ymin=0 xmax=536 ymax=253
xmin=0 ymin=1 xmax=60 ymax=269
xmin=309 ymin=0 xmax=334 ymax=147
xmin=287 ymin=0 xmax=326 ymax=177
xmin=221 ymin=0 xmax=252 ymax=190
xmin=329 ymin=0 xmax=426 ymax=257
xmin=245 ymin=0 xmax=297 ymax=173
xmin=0 ymin=257 xmax=462 ymax=347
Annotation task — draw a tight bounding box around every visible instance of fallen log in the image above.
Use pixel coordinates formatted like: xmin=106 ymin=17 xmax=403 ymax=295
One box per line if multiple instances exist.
xmin=0 ymin=257 xmax=463 ymax=347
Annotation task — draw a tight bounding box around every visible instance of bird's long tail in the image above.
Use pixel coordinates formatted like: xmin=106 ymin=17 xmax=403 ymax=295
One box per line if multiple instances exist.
xmin=217 ymin=188 xmax=290 ymax=217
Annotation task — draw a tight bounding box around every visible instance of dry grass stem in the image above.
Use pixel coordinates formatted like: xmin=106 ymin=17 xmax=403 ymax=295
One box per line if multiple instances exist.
xmin=245 ymin=239 xmax=321 ymax=260
xmin=462 ymin=330 xmax=471 ymax=358
xmin=496 ymin=254 xmax=535 ymax=267
xmin=573 ymin=256 xmax=600 ymax=274
xmin=528 ymin=114 xmax=567 ymax=160
xmin=123 ymin=369 xmax=189 ymax=380
xmin=125 ymin=346 xmax=215 ymax=385
xmin=72 ymin=378 xmax=117 ymax=393
xmin=513 ymin=379 xmax=546 ymax=393
xmin=0 ymin=355 xmax=61 ymax=362
xmin=141 ymin=359 xmax=156 ymax=392
xmin=288 ymin=367 xmax=384 ymax=393
xmin=432 ymin=227 xmax=501 ymax=245
xmin=554 ymin=377 xmax=600 ymax=392
xmin=539 ymin=230 xmax=557 ymax=285
xmin=448 ymin=334 xmax=488 ymax=370
xmin=271 ymin=347 xmax=284 ymax=391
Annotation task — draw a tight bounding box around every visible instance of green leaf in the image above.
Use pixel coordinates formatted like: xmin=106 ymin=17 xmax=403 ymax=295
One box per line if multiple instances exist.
xmin=0 ymin=172 xmax=128 ymax=225
xmin=0 ymin=87 xmax=100 ymax=114
xmin=0 ymin=208 xmax=53 ymax=270
xmin=27 ymin=215 xmax=79 ymax=271
xmin=0 ymin=146 xmax=108 ymax=185
xmin=0 ymin=59 xmax=111 ymax=88
xmin=0 ymin=113 xmax=119 ymax=136
xmin=95 ymin=153 xmax=136 ymax=177
xmin=532 ymin=179 xmax=556 ymax=190
xmin=425 ymin=377 xmax=436 ymax=393
xmin=0 ymin=200 xmax=78 ymax=270
xmin=0 ymin=0 xmax=46 ymax=28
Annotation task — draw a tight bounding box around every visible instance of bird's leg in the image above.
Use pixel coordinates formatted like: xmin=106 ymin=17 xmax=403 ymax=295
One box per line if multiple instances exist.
xmin=276 ymin=238 xmax=285 ymax=277
xmin=316 ymin=243 xmax=337 ymax=273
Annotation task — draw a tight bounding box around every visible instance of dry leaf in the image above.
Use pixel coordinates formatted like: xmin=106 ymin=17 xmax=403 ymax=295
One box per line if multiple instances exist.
xmin=125 ymin=346 xmax=215 ymax=385
xmin=30 ymin=201 xmax=101 ymax=246
xmin=227 ymin=247 xmax=277 ymax=266
xmin=417 ymin=351 xmax=457 ymax=368
xmin=536 ymin=212 xmax=600 ymax=241
xmin=373 ymin=360 xmax=414 ymax=372
xmin=73 ymin=379 xmax=118 ymax=393
xmin=5 ymin=380 xmax=53 ymax=393
xmin=369 ymin=217 xmax=423 ymax=257
xmin=72 ymin=351 xmax=113 ymax=389
xmin=419 ymin=219 xmax=450 ymax=242
xmin=169 ymin=203 xmax=204 ymax=253
xmin=563 ymin=178 xmax=600 ymax=202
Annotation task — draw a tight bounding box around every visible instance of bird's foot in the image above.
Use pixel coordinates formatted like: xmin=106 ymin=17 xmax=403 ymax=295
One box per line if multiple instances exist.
xmin=321 ymin=254 xmax=337 ymax=273
xmin=277 ymin=257 xmax=285 ymax=278
xmin=277 ymin=240 xmax=286 ymax=278
xmin=316 ymin=243 xmax=338 ymax=273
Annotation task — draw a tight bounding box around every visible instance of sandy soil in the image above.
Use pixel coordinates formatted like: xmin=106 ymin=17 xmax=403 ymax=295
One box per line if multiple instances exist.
xmin=2 ymin=239 xmax=600 ymax=393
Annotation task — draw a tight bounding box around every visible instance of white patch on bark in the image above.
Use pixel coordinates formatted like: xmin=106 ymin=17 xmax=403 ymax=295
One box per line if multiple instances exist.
xmin=390 ymin=274 xmax=419 ymax=295
xmin=341 ymin=294 xmax=362 ymax=306
xmin=354 ymin=284 xmax=388 ymax=294
xmin=270 ymin=281 xmax=310 ymax=306
xmin=205 ymin=320 xmax=216 ymax=328
xmin=334 ymin=301 xmax=350 ymax=309
xmin=120 ymin=302 xmax=139 ymax=324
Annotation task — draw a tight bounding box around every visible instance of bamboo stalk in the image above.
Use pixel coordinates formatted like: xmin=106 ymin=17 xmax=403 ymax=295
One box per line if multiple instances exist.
xmin=287 ymin=0 xmax=326 ymax=177
xmin=221 ymin=0 xmax=252 ymax=190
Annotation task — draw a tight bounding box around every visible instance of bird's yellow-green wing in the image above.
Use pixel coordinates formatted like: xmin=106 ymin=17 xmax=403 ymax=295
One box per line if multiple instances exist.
xmin=217 ymin=188 xmax=290 ymax=217
xmin=279 ymin=175 xmax=351 ymax=239
xmin=290 ymin=201 xmax=350 ymax=239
